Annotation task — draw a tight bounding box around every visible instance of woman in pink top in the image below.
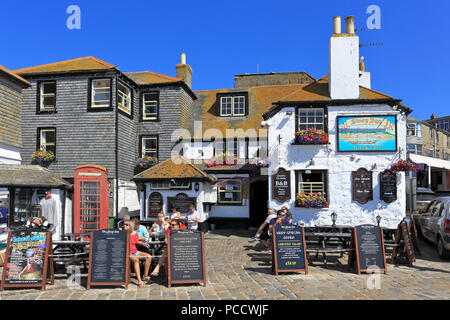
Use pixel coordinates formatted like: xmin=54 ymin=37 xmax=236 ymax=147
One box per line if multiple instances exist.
xmin=124 ymin=220 xmax=152 ymax=288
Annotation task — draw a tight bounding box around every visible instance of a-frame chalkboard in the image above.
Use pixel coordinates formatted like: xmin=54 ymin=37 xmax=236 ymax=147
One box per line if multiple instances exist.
xmin=87 ymin=229 xmax=130 ymax=289
xmin=272 ymin=224 xmax=308 ymax=275
xmin=348 ymin=225 xmax=387 ymax=275
xmin=390 ymin=219 xmax=416 ymax=266
xmin=1 ymin=229 xmax=53 ymax=291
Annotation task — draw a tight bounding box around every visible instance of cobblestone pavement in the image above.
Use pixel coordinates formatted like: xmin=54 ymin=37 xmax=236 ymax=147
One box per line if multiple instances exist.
xmin=1 ymin=229 xmax=449 ymax=300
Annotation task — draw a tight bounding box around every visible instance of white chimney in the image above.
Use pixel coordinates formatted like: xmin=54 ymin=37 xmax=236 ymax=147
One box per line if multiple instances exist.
xmin=329 ymin=16 xmax=360 ymax=99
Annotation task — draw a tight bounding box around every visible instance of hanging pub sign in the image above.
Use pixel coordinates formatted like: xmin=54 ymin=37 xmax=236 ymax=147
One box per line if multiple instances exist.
xmin=348 ymin=225 xmax=387 ymax=275
xmin=337 ymin=115 xmax=397 ymax=152
xmin=272 ymin=224 xmax=308 ymax=275
xmin=1 ymin=229 xmax=53 ymax=291
xmin=272 ymin=168 xmax=291 ymax=203
xmin=352 ymin=168 xmax=373 ymax=204
xmin=380 ymin=170 xmax=397 ymax=203
xmin=149 ymin=192 xmax=163 ymax=216
xmin=168 ymin=193 xmax=197 ymax=214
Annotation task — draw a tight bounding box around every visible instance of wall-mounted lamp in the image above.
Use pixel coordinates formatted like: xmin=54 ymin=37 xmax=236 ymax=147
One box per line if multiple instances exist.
xmin=309 ymin=158 xmax=315 ymax=166
xmin=285 ymin=111 xmax=293 ymax=117
xmin=350 ymin=154 xmax=357 ymax=161
xmin=376 ymin=215 xmax=382 ymax=227
xmin=331 ymin=212 xmax=337 ymax=227
xmin=194 ymin=182 xmax=200 ymax=192
xmin=372 ymin=163 xmax=377 ymax=170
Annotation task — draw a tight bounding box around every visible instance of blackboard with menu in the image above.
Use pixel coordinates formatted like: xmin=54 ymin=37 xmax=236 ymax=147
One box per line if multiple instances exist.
xmin=1 ymin=229 xmax=51 ymax=291
xmin=391 ymin=219 xmax=416 ymax=266
xmin=149 ymin=192 xmax=163 ymax=216
xmin=272 ymin=224 xmax=308 ymax=275
xmin=167 ymin=230 xmax=206 ymax=287
xmin=352 ymin=168 xmax=373 ymax=204
xmin=272 ymin=168 xmax=291 ymax=203
xmin=348 ymin=225 xmax=386 ymax=274
xmin=87 ymin=229 xmax=130 ymax=289
xmin=380 ymin=170 xmax=397 ymax=203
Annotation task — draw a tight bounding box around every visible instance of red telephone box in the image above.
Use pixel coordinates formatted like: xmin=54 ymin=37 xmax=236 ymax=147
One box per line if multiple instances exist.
xmin=74 ymin=165 xmax=109 ymax=233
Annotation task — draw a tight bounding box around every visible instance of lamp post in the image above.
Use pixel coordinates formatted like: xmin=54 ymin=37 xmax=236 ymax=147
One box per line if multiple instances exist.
xmin=376 ymin=215 xmax=382 ymax=227
xmin=331 ymin=212 xmax=337 ymax=227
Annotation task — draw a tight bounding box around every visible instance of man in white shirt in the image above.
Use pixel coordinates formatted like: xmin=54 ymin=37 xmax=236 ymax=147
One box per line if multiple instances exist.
xmin=249 ymin=208 xmax=277 ymax=252
xmin=186 ymin=205 xmax=200 ymax=231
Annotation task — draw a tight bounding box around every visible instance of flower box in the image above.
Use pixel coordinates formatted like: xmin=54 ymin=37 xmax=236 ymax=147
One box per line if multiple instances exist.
xmin=389 ymin=159 xmax=419 ymax=173
xmin=134 ymin=156 xmax=158 ymax=174
xmin=206 ymin=153 xmax=241 ymax=168
xmin=31 ymin=150 xmax=55 ymax=167
xmin=296 ymin=192 xmax=329 ymax=208
xmin=295 ymin=128 xmax=329 ymax=145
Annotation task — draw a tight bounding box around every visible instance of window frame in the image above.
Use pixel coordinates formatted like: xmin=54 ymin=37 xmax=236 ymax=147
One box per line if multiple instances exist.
xmin=36 ymin=81 xmax=57 ymax=114
xmin=117 ymin=81 xmax=132 ymax=117
xmin=139 ymin=135 xmax=159 ymax=159
xmin=88 ymin=77 xmax=113 ymax=112
xmin=141 ymin=91 xmax=159 ymax=121
xmin=150 ymin=180 xmax=192 ymax=190
xmin=217 ymin=179 xmax=243 ymax=205
xmin=295 ymin=106 xmax=328 ymax=134
xmin=407 ymin=122 xmax=422 ymax=137
xmin=217 ymin=92 xmax=248 ymax=117
xmin=37 ymin=127 xmax=57 ymax=156
xmin=295 ymin=170 xmax=329 ymax=207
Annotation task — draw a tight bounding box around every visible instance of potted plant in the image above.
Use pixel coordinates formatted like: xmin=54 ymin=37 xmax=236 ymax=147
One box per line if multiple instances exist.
xmin=296 ymin=192 xmax=329 ymax=208
xmin=249 ymin=157 xmax=270 ymax=176
xmin=295 ymin=128 xmax=329 ymax=145
xmin=135 ymin=156 xmax=158 ymax=174
xmin=31 ymin=150 xmax=55 ymax=167
xmin=389 ymin=159 xmax=419 ymax=173
xmin=206 ymin=153 xmax=240 ymax=168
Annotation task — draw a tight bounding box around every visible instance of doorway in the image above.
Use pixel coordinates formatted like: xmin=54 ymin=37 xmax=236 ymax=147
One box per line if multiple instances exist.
xmin=249 ymin=180 xmax=268 ymax=227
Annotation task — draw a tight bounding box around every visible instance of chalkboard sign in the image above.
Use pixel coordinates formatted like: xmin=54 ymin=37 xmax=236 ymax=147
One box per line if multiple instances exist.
xmin=348 ymin=225 xmax=386 ymax=274
xmin=1 ymin=229 xmax=51 ymax=291
xmin=352 ymin=168 xmax=373 ymax=204
xmin=390 ymin=219 xmax=416 ymax=265
xmin=87 ymin=229 xmax=130 ymax=289
xmin=272 ymin=168 xmax=291 ymax=203
xmin=380 ymin=170 xmax=397 ymax=203
xmin=149 ymin=192 xmax=163 ymax=216
xmin=167 ymin=230 xmax=206 ymax=287
xmin=272 ymin=224 xmax=308 ymax=275
xmin=168 ymin=193 xmax=197 ymax=214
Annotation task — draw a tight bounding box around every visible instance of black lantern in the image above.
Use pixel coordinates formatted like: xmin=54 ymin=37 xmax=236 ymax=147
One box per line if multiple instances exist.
xmin=331 ymin=212 xmax=337 ymax=227
xmin=376 ymin=215 xmax=382 ymax=227
xmin=194 ymin=182 xmax=200 ymax=192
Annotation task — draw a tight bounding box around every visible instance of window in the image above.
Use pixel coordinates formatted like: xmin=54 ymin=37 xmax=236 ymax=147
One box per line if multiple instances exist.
xmin=151 ymin=181 xmax=170 ymax=190
xmin=140 ymin=136 xmax=158 ymax=158
xmin=38 ymin=81 xmax=56 ymax=112
xmin=13 ymin=188 xmax=46 ymax=224
xmin=90 ymin=78 xmax=111 ymax=109
xmin=298 ymin=108 xmax=325 ymax=131
xmin=407 ymin=144 xmax=423 ymax=155
xmin=219 ymin=95 xmax=246 ymax=116
xmin=217 ymin=179 xmax=242 ymax=204
xmin=118 ymin=82 xmax=132 ymax=115
xmin=142 ymin=92 xmax=158 ymax=120
xmin=297 ymin=170 xmax=327 ymax=195
xmin=79 ymin=181 xmax=101 ymax=231
xmin=38 ymin=128 xmax=56 ymax=155
xmin=406 ymin=123 xmax=422 ymax=137
xmin=150 ymin=180 xmax=191 ymax=190
xmin=436 ymin=120 xmax=449 ymax=131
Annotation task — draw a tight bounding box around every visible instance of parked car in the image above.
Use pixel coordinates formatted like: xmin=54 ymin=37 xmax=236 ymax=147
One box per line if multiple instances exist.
xmin=417 ymin=188 xmax=437 ymax=212
xmin=418 ymin=197 xmax=450 ymax=259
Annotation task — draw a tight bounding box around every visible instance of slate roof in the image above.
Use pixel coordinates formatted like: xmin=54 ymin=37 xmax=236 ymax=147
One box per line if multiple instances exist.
xmin=133 ymin=156 xmax=216 ymax=182
xmin=0 ymin=165 xmax=72 ymax=188
xmin=125 ymin=71 xmax=181 ymax=85
xmin=0 ymin=65 xmax=30 ymax=88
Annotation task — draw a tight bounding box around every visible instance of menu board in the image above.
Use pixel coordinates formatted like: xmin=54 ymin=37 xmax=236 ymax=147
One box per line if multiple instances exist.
xmin=390 ymin=219 xmax=416 ymax=266
xmin=272 ymin=225 xmax=308 ymax=275
xmin=272 ymin=168 xmax=291 ymax=203
xmin=87 ymin=229 xmax=129 ymax=289
xmin=167 ymin=230 xmax=206 ymax=287
xmin=350 ymin=225 xmax=386 ymax=274
xmin=149 ymin=192 xmax=163 ymax=215
xmin=380 ymin=170 xmax=397 ymax=203
xmin=168 ymin=193 xmax=196 ymax=214
xmin=352 ymin=168 xmax=373 ymax=204
xmin=1 ymin=229 xmax=50 ymax=290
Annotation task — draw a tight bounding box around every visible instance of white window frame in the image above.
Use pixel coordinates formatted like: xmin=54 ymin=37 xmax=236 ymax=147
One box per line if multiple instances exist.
xmin=141 ymin=136 xmax=158 ymax=158
xmin=150 ymin=180 xmax=191 ymax=190
xmin=39 ymin=128 xmax=56 ymax=154
xmin=118 ymin=82 xmax=132 ymax=115
xmin=407 ymin=123 xmax=422 ymax=137
xmin=39 ymin=81 xmax=56 ymax=111
xmin=91 ymin=78 xmax=111 ymax=108
xmin=151 ymin=181 xmax=170 ymax=190
xmin=217 ymin=179 xmax=242 ymax=204
xmin=298 ymin=108 xmax=325 ymax=131
xmin=297 ymin=170 xmax=326 ymax=195
xmin=220 ymin=96 xmax=246 ymax=117
xmin=142 ymin=93 xmax=158 ymax=120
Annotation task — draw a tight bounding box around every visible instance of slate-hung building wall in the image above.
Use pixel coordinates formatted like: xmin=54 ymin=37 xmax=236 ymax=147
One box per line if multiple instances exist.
xmin=13 ymin=56 xmax=195 ymax=224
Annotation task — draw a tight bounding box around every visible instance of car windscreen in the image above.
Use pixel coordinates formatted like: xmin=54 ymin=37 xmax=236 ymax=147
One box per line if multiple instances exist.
xmin=417 ymin=194 xmax=436 ymax=201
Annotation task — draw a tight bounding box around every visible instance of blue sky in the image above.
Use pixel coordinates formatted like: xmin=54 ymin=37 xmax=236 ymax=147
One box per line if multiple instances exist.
xmin=1 ymin=0 xmax=448 ymax=120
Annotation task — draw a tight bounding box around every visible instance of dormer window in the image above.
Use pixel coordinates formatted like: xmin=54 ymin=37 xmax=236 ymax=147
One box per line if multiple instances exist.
xmin=218 ymin=93 xmax=247 ymax=117
xmin=118 ymin=82 xmax=132 ymax=115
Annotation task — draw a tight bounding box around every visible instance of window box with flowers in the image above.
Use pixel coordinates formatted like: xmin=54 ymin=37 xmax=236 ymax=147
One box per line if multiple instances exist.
xmin=389 ymin=159 xmax=419 ymax=173
xmin=249 ymin=157 xmax=269 ymax=176
xmin=134 ymin=156 xmax=158 ymax=175
xmin=294 ymin=128 xmax=329 ymax=145
xmin=31 ymin=150 xmax=55 ymax=167
xmin=206 ymin=153 xmax=242 ymax=168
xmin=296 ymin=192 xmax=329 ymax=208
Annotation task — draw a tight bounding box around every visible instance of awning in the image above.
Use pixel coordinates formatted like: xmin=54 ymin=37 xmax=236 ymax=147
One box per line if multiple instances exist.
xmin=410 ymin=154 xmax=450 ymax=170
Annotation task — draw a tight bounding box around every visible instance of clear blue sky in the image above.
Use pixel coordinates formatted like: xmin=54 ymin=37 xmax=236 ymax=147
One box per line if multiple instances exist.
xmin=1 ymin=0 xmax=448 ymax=120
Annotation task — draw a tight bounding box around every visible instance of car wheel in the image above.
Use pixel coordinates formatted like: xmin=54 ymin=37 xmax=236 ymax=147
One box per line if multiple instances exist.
xmin=437 ymin=237 xmax=450 ymax=260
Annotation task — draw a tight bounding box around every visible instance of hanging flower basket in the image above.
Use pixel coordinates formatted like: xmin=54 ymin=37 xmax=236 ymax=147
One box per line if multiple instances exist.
xmin=206 ymin=153 xmax=241 ymax=168
xmin=295 ymin=128 xmax=329 ymax=145
xmin=389 ymin=159 xmax=419 ymax=173
xmin=31 ymin=150 xmax=55 ymax=167
xmin=135 ymin=156 xmax=158 ymax=174
xmin=296 ymin=192 xmax=329 ymax=208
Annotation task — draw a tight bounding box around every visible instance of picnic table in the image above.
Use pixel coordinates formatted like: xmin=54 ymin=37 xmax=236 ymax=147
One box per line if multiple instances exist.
xmin=51 ymin=239 xmax=90 ymax=270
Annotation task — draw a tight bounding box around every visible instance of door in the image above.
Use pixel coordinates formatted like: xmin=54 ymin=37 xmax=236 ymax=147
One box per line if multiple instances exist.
xmin=249 ymin=180 xmax=268 ymax=227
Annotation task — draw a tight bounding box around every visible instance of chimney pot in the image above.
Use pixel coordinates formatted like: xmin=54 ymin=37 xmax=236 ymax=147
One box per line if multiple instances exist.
xmin=333 ymin=16 xmax=342 ymax=34
xmin=180 ymin=53 xmax=186 ymax=65
xmin=345 ymin=16 xmax=355 ymax=34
